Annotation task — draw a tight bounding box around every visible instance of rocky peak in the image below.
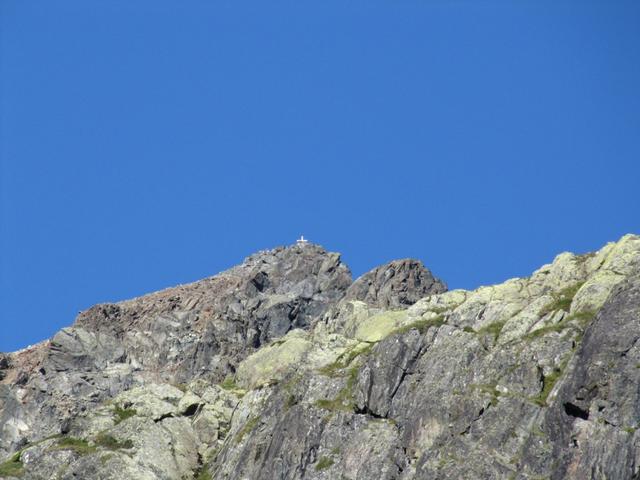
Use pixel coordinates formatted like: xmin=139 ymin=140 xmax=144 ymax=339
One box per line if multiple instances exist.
xmin=232 ymin=242 xmax=353 ymax=325
xmin=344 ymin=258 xmax=447 ymax=309
xmin=3 ymin=242 xmax=435 ymax=460
xmin=4 ymin=237 xmax=639 ymax=480
xmin=71 ymin=243 xmax=348 ymax=335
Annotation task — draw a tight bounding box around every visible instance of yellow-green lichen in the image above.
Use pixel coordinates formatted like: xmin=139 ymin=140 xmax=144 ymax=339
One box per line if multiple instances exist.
xmin=354 ymin=310 xmax=408 ymax=342
xmin=236 ymin=330 xmax=312 ymax=389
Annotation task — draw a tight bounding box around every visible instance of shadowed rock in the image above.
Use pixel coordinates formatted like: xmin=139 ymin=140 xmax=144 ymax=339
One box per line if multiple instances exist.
xmin=344 ymin=258 xmax=447 ymax=309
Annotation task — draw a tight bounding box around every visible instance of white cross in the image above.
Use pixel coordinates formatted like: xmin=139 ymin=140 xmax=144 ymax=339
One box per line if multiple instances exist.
xmin=297 ymin=235 xmax=308 ymax=244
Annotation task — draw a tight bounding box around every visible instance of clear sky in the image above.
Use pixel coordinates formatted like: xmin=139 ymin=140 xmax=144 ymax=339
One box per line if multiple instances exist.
xmin=1 ymin=1 xmax=639 ymax=352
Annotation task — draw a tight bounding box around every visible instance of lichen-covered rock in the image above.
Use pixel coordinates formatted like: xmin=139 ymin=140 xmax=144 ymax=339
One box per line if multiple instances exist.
xmin=1 ymin=379 xmax=242 ymax=479
xmin=236 ymin=329 xmax=314 ymax=389
xmin=525 ymin=273 xmax=640 ymax=479
xmin=0 ymin=243 xmax=352 ymax=458
xmin=1 ymin=236 xmax=640 ymax=479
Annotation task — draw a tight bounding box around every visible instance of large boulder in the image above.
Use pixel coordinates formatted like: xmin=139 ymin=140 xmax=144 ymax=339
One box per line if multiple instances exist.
xmin=344 ymin=259 xmax=446 ymax=309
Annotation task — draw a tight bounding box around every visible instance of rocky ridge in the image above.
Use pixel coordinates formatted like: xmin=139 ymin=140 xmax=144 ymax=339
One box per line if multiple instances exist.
xmin=1 ymin=235 xmax=639 ymax=479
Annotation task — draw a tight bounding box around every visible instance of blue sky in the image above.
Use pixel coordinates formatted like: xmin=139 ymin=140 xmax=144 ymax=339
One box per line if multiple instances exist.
xmin=1 ymin=1 xmax=639 ymax=352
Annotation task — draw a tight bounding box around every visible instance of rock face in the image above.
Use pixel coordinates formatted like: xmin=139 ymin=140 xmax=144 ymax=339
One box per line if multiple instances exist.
xmin=343 ymin=259 xmax=447 ymax=309
xmin=0 ymin=244 xmax=355 ymax=460
xmin=1 ymin=236 xmax=640 ymax=480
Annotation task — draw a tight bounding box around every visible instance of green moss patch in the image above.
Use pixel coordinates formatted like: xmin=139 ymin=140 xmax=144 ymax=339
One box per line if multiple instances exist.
xmin=315 ymin=456 xmax=334 ymax=471
xmin=284 ymin=393 xmax=297 ymax=409
xmin=114 ymin=405 xmax=137 ymax=424
xmin=314 ymin=397 xmax=353 ymax=413
xmin=539 ymin=282 xmax=585 ymax=316
xmin=319 ymin=343 xmax=374 ymax=378
xmin=281 ymin=374 xmax=303 ymax=410
xmin=315 ymin=366 xmax=359 ymax=413
xmin=218 ymin=376 xmax=247 ymax=397
xmin=570 ymin=310 xmax=597 ymax=328
xmin=194 ymin=466 xmax=213 ymax=480
xmin=525 ymin=310 xmax=596 ymax=341
xmin=235 ymin=416 xmax=260 ymax=444
xmin=0 ymin=452 xmax=24 ymax=477
xmin=220 ymin=377 xmax=239 ymax=390
xmin=532 ymin=370 xmax=561 ymax=407
xmin=475 ymin=320 xmax=506 ymax=342
xmin=55 ymin=437 xmax=96 ymax=455
xmin=392 ymin=315 xmax=446 ymax=336
xmin=532 ymin=357 xmax=570 ymax=407
xmin=525 ymin=322 xmax=570 ymax=340
xmin=94 ymin=433 xmax=133 ymax=450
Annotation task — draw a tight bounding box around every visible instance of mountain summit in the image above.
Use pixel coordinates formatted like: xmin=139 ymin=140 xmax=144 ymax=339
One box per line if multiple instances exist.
xmin=1 ymin=236 xmax=639 ymax=479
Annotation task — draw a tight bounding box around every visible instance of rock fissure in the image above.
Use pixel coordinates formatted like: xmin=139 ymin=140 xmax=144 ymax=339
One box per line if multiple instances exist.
xmin=563 ymin=402 xmax=589 ymax=420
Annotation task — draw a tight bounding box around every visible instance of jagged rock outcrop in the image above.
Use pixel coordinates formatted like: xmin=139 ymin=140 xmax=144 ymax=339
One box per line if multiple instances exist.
xmin=343 ymin=259 xmax=447 ymax=309
xmin=1 ymin=235 xmax=639 ymax=480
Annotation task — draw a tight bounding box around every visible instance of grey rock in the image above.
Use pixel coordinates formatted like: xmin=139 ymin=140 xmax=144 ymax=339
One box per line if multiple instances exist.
xmin=0 ymin=243 xmax=352 ymax=458
xmin=354 ymin=329 xmax=426 ymax=418
xmin=2 ymin=235 xmax=640 ymax=480
xmin=0 ymin=355 xmax=9 ymax=382
xmin=344 ymin=259 xmax=446 ymax=309
xmin=524 ymin=274 xmax=640 ymax=480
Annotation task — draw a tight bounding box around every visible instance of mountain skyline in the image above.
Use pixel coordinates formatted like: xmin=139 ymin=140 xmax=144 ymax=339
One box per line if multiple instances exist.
xmin=2 ymin=0 xmax=639 ymax=352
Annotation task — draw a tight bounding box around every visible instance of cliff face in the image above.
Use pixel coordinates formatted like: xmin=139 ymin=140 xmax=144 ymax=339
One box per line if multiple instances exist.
xmin=1 ymin=236 xmax=639 ymax=479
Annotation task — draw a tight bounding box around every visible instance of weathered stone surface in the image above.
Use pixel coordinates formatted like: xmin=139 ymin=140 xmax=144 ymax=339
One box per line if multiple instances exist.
xmin=0 ymin=355 xmax=10 ymax=382
xmin=0 ymin=243 xmax=352 ymax=458
xmin=0 ymin=378 xmax=241 ymax=479
xmin=524 ymin=273 xmax=640 ymax=480
xmin=1 ymin=236 xmax=640 ymax=479
xmin=344 ymin=259 xmax=447 ymax=309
